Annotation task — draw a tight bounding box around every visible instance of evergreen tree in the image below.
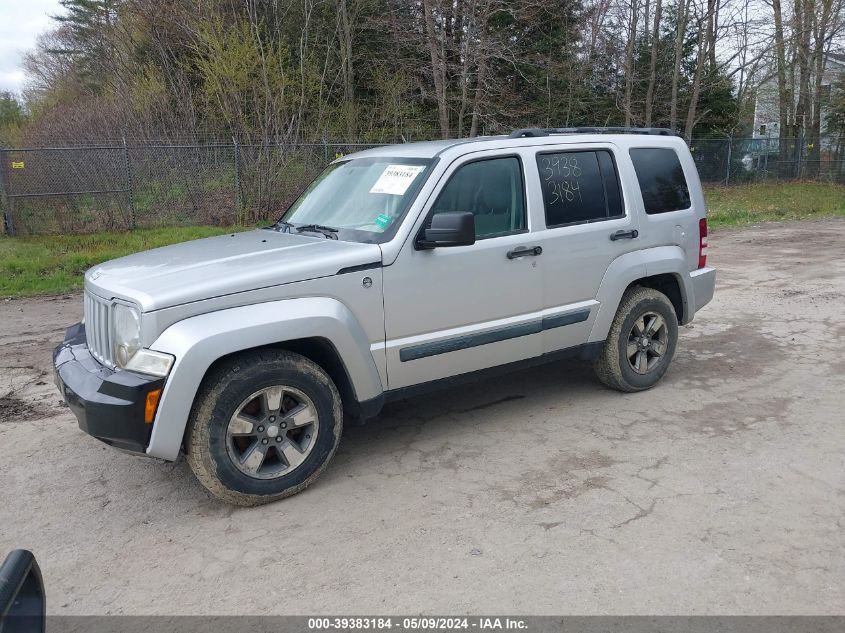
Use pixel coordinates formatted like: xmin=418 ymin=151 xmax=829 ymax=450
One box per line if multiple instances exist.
xmin=50 ymin=0 xmax=121 ymax=93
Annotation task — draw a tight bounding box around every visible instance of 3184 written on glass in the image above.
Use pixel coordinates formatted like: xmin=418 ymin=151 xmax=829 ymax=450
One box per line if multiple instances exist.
xmin=539 ymin=155 xmax=583 ymax=204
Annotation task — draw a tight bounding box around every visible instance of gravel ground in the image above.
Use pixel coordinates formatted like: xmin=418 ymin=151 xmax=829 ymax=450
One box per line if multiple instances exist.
xmin=0 ymin=219 xmax=843 ymax=615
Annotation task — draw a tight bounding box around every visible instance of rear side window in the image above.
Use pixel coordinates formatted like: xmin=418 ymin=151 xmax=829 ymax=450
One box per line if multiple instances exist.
xmin=629 ymin=148 xmax=691 ymax=214
xmin=536 ymin=150 xmax=624 ymax=227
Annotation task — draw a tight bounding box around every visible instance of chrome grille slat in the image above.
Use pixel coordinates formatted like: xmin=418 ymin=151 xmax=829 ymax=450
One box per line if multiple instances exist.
xmin=84 ymin=290 xmax=113 ymax=367
xmin=92 ymin=297 xmax=99 ymax=359
xmin=99 ymin=301 xmax=107 ymax=360
xmin=90 ymin=296 xmax=97 ymax=354
xmin=102 ymin=300 xmax=110 ymax=364
xmin=96 ymin=301 xmax=103 ymax=359
xmin=105 ymin=301 xmax=113 ymax=360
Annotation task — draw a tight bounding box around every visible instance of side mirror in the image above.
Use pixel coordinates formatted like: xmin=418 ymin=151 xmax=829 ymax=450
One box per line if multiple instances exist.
xmin=0 ymin=550 xmax=45 ymax=633
xmin=418 ymin=212 xmax=476 ymax=249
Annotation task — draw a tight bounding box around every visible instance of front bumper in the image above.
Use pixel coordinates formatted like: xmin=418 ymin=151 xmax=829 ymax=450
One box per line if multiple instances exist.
xmin=53 ymin=322 xmax=165 ymax=455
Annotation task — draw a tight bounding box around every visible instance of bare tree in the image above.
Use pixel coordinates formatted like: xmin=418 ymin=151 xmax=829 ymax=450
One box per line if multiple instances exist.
xmin=670 ymin=0 xmax=690 ymax=130
xmin=644 ymin=0 xmax=664 ymax=126
xmin=422 ymin=0 xmax=450 ymax=137
xmin=623 ymin=0 xmax=640 ymax=126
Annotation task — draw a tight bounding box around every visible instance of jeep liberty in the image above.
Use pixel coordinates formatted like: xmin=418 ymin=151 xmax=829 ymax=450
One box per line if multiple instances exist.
xmin=54 ymin=127 xmax=716 ymax=505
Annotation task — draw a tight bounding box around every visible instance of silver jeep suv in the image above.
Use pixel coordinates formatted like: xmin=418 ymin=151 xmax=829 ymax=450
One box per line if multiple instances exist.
xmin=54 ymin=127 xmax=716 ymax=505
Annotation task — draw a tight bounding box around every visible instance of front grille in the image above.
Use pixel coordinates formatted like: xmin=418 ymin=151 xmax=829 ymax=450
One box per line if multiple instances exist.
xmin=84 ymin=291 xmax=114 ymax=367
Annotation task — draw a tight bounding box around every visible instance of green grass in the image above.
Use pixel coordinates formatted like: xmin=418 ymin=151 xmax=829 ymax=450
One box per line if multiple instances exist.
xmin=0 ymin=226 xmax=244 ymax=297
xmin=1 ymin=181 xmax=844 ymax=297
xmin=705 ymin=182 xmax=845 ymax=227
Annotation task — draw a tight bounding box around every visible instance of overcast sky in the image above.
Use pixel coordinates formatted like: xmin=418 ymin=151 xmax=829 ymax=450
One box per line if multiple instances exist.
xmin=0 ymin=0 xmax=64 ymax=94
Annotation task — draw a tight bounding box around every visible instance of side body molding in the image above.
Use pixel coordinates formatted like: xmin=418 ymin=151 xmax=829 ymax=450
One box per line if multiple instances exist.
xmin=145 ymin=297 xmax=384 ymax=461
xmin=588 ymin=246 xmax=695 ymax=343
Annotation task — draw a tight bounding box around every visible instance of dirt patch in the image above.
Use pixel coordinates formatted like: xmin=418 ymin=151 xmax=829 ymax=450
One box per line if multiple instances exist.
xmin=495 ymin=450 xmax=620 ymax=510
xmin=0 ymin=392 xmax=54 ymax=422
xmin=676 ymin=395 xmax=794 ymax=438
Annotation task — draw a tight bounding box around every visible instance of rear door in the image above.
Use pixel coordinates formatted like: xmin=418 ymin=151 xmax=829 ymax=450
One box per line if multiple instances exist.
xmin=527 ymin=144 xmax=642 ymax=353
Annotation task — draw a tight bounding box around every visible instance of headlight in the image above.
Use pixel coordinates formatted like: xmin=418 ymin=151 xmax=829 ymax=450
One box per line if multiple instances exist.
xmin=112 ymin=303 xmax=141 ymax=367
xmin=111 ymin=303 xmax=175 ymax=377
xmin=124 ymin=349 xmax=174 ymax=376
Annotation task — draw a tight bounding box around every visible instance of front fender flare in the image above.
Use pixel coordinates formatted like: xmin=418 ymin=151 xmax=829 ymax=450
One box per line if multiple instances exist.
xmin=145 ymin=297 xmax=383 ymax=461
xmin=588 ymin=246 xmax=694 ymax=342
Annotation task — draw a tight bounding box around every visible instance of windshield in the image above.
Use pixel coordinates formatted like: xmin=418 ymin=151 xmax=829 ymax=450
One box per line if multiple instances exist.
xmin=277 ymin=157 xmax=436 ymax=243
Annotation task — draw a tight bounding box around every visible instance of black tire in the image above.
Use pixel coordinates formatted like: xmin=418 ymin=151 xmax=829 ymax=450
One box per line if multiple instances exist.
xmin=185 ymin=349 xmax=343 ymax=506
xmin=593 ymin=286 xmax=679 ymax=392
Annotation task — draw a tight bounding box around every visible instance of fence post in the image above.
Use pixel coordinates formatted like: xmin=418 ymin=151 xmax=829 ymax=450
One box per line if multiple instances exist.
xmin=0 ymin=148 xmax=15 ymax=236
xmin=233 ymin=136 xmax=242 ymax=220
xmin=322 ymin=130 xmax=329 ymax=164
xmin=122 ymin=137 xmax=136 ymax=230
xmin=725 ymin=135 xmax=732 ymax=186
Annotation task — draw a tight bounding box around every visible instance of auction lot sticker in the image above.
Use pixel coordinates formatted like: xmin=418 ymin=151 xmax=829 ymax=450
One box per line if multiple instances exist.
xmin=370 ymin=165 xmax=426 ymax=195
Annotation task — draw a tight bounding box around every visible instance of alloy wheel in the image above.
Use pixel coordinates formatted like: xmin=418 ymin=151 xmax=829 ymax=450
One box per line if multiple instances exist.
xmin=626 ymin=312 xmax=668 ymax=375
xmin=225 ymin=385 xmax=319 ymax=479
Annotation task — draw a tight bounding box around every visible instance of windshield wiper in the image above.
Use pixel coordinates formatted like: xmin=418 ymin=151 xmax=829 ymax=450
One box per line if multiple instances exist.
xmin=296 ymin=224 xmax=339 ymax=239
xmin=269 ymin=221 xmax=295 ymax=233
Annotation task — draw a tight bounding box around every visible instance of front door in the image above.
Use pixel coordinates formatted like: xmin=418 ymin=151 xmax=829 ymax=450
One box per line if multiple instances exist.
xmin=383 ymin=153 xmax=544 ymax=390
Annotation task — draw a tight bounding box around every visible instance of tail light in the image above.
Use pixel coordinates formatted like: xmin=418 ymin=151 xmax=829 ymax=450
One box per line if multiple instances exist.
xmin=698 ymin=217 xmax=708 ymax=269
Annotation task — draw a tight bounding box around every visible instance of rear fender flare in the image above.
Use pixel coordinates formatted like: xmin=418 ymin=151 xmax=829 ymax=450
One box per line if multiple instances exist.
xmin=589 ymin=246 xmax=693 ymax=342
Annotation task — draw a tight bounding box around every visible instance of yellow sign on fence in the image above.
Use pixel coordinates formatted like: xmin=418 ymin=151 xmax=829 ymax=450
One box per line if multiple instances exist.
xmin=11 ymin=161 xmax=24 ymax=169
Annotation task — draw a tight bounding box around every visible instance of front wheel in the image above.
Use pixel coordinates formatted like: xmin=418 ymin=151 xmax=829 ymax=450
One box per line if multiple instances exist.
xmin=593 ymin=286 xmax=679 ymax=392
xmin=185 ymin=350 xmax=343 ymax=506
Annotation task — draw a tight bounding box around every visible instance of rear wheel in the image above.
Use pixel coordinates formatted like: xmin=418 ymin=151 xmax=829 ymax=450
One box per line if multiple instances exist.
xmin=593 ymin=286 xmax=678 ymax=392
xmin=185 ymin=350 xmax=342 ymax=506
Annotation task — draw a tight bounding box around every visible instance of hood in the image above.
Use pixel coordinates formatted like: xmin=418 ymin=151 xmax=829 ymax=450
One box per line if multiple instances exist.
xmin=85 ymin=229 xmax=383 ymax=311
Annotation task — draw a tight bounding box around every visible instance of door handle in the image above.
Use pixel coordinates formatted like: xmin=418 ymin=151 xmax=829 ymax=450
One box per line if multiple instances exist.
xmin=507 ymin=246 xmax=543 ymax=259
xmin=610 ymin=229 xmax=639 ymax=241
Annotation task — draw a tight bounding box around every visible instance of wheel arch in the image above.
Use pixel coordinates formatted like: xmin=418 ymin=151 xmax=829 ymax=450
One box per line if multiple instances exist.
xmin=145 ymin=297 xmax=384 ymax=461
xmin=628 ymin=273 xmax=685 ymax=324
xmin=201 ymin=337 xmax=368 ymax=425
xmin=588 ymin=247 xmax=694 ymax=342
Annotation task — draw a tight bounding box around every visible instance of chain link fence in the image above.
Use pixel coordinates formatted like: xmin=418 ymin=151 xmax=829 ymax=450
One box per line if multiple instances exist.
xmin=689 ymin=135 xmax=845 ymax=185
xmin=0 ymin=141 xmax=385 ymax=235
xmin=1 ymin=135 xmax=843 ymax=235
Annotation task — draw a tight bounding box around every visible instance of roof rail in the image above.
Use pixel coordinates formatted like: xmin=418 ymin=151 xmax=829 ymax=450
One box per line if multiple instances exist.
xmin=509 ymin=127 xmax=676 ymax=138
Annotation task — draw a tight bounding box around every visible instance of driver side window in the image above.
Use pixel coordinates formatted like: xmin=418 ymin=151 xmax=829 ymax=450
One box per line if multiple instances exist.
xmin=431 ymin=157 xmax=526 ymax=239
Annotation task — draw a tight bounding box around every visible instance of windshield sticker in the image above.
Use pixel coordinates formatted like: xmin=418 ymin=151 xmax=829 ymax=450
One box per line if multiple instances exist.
xmin=375 ymin=213 xmax=392 ymax=229
xmin=369 ymin=164 xmax=426 ymax=196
